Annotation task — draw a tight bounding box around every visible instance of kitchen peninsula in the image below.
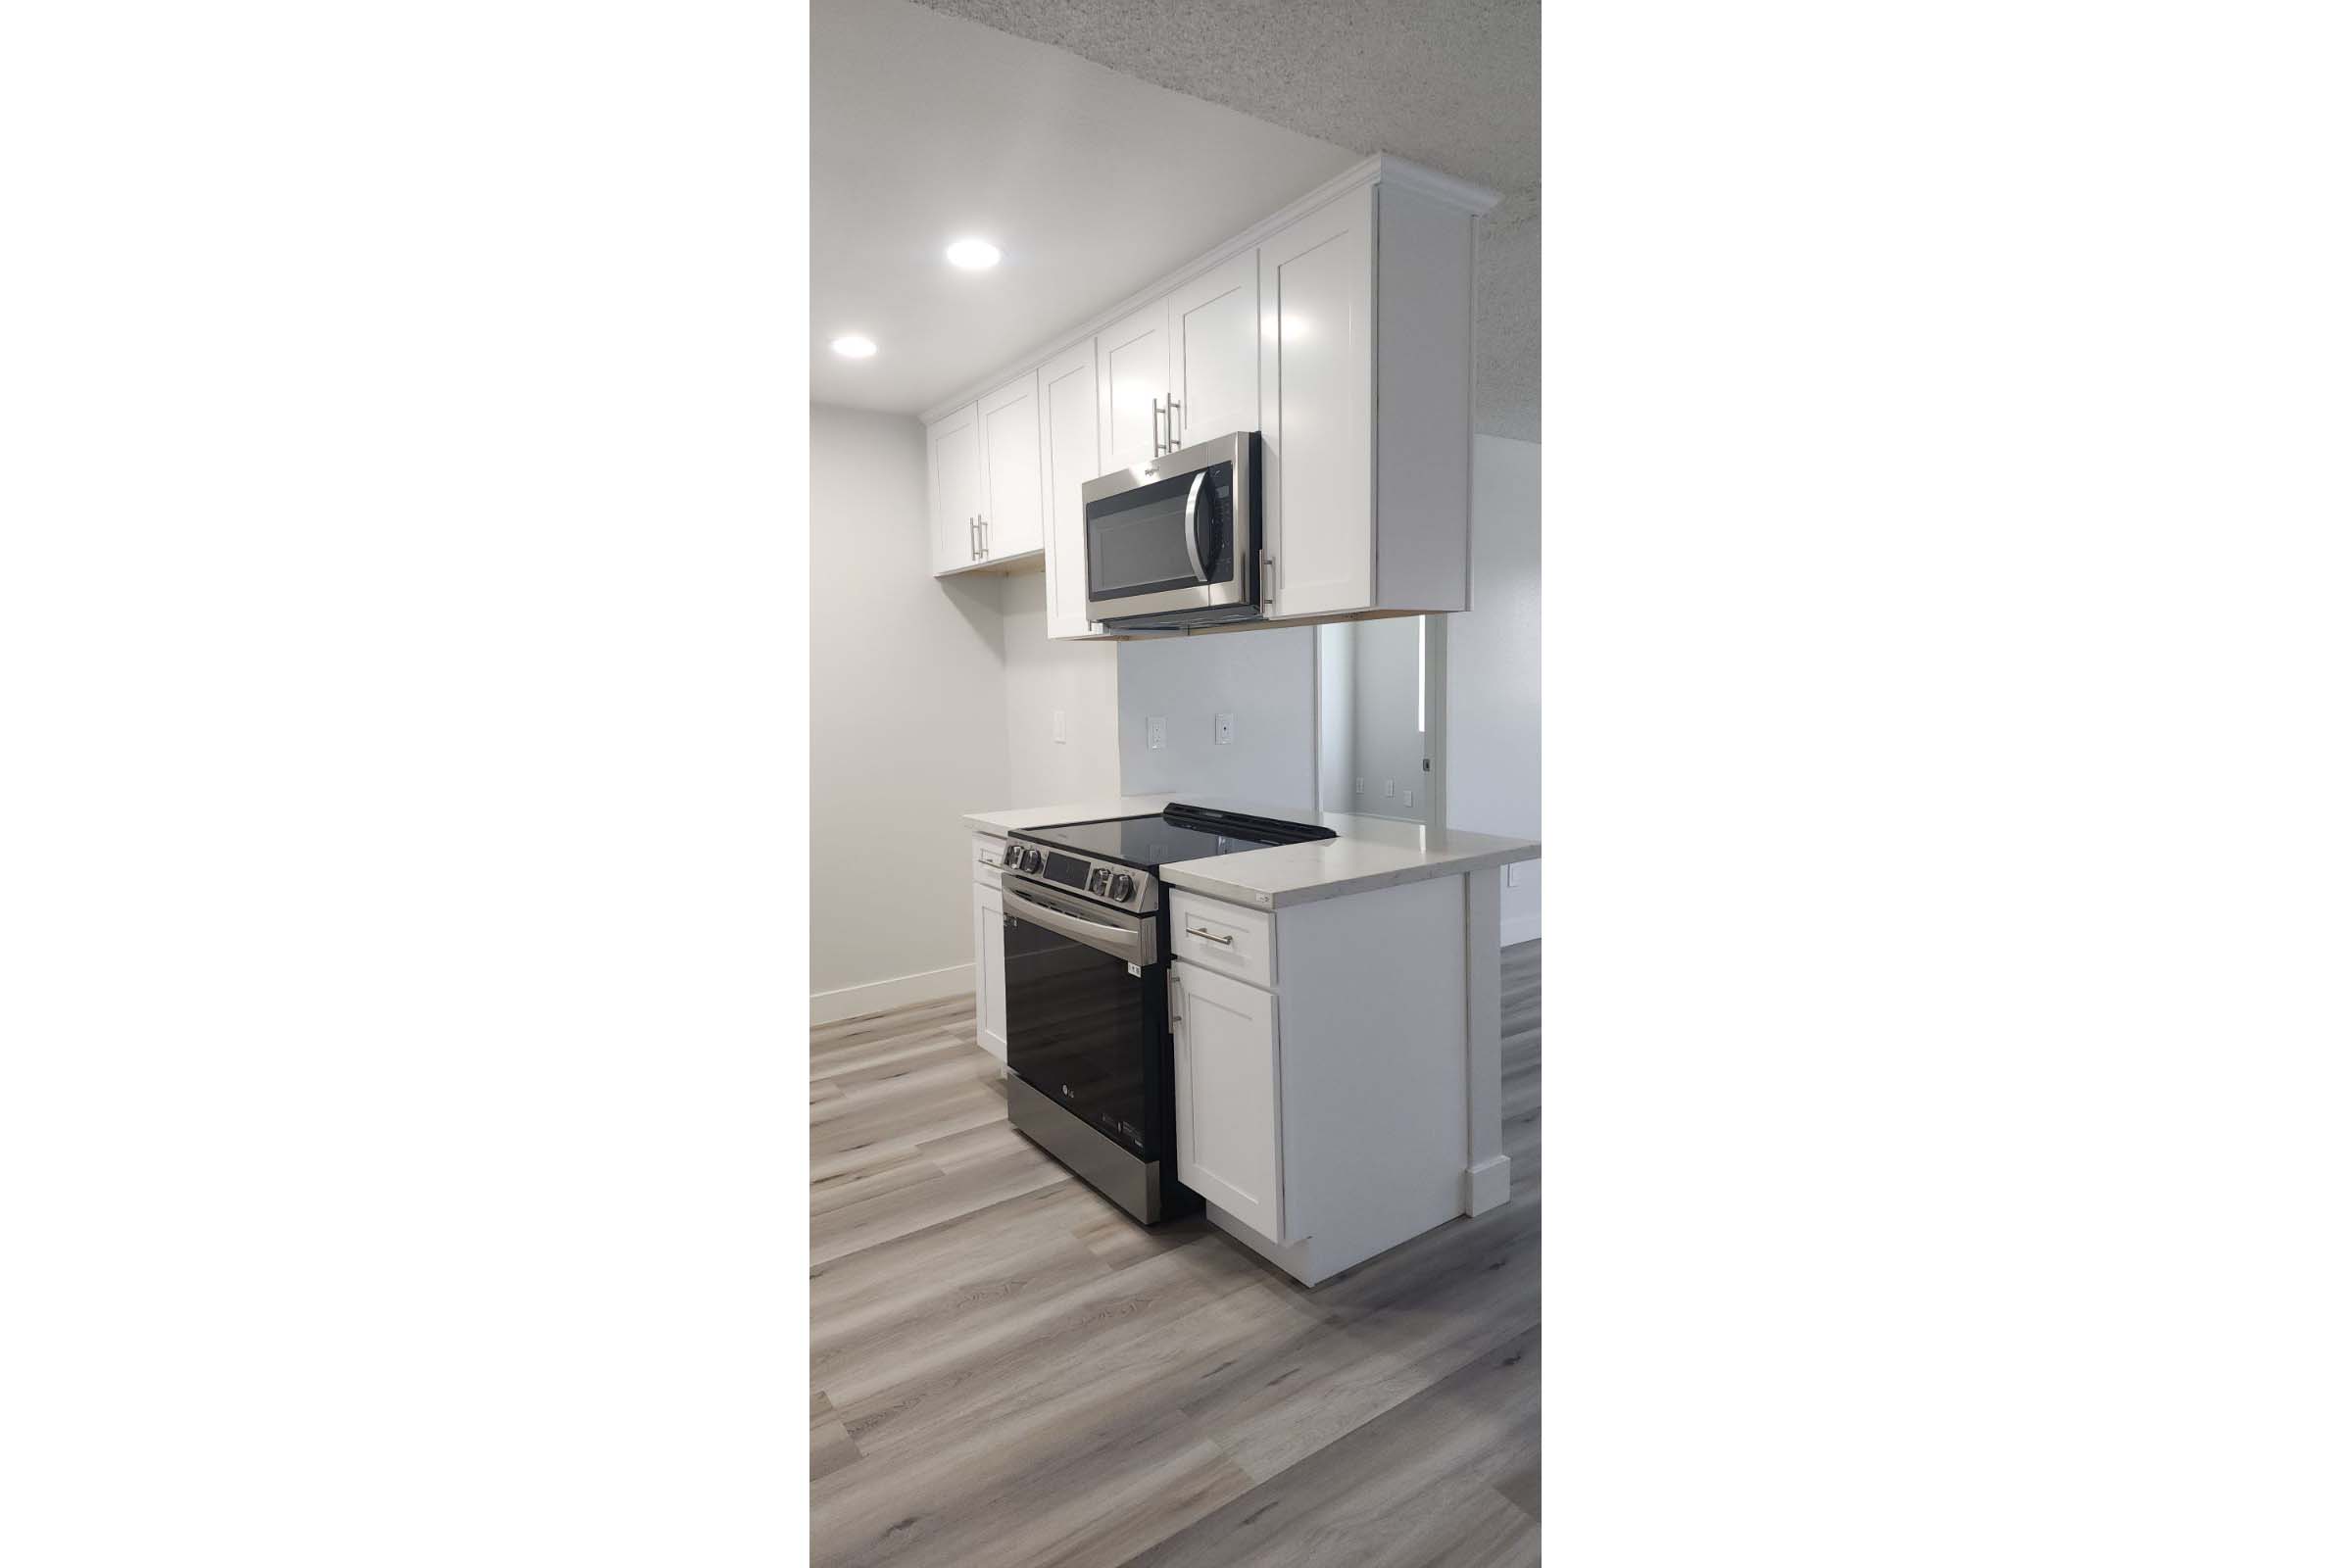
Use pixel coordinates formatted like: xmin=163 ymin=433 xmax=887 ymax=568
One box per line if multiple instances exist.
xmin=965 ymin=793 xmax=1539 ymax=1287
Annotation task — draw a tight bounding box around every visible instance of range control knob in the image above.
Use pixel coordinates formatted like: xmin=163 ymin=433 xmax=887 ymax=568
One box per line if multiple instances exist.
xmin=1019 ymin=847 xmax=1043 ymax=873
xmin=1109 ymin=873 xmax=1135 ymax=902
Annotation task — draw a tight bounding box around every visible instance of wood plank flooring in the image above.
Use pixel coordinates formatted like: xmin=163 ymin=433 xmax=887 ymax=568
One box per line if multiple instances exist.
xmin=809 ymin=942 xmax=1543 ymax=1568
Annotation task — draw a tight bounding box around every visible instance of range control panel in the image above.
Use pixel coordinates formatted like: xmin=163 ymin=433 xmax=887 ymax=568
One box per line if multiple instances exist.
xmin=1004 ymin=839 xmax=1158 ymax=914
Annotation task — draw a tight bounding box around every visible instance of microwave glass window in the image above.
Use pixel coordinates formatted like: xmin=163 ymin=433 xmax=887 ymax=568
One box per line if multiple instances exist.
xmin=1087 ymin=466 xmax=1235 ymax=599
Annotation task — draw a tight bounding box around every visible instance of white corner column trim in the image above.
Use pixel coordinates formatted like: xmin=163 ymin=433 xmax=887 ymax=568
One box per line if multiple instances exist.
xmin=1463 ymin=863 xmax=1509 ymax=1214
xmin=811 ymin=962 xmax=974 ymax=1026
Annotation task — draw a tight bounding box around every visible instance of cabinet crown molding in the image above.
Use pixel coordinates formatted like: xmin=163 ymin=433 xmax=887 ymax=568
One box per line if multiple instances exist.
xmin=915 ymin=153 xmax=1499 ymax=427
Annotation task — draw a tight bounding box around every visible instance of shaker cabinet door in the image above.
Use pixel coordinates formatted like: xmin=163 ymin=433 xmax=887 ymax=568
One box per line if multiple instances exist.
xmin=976 ymin=370 xmax=1043 ymax=559
xmin=1257 ymin=185 xmax=1376 ymax=617
xmin=1167 ymin=248 xmax=1259 ymax=450
xmin=1096 ymin=300 xmax=1171 ymax=472
xmin=1038 ymin=341 xmax=1102 ymax=639
xmin=1171 ymin=961 xmax=1284 ymax=1242
xmin=975 ymin=883 xmax=1006 ymax=1062
xmin=928 ymin=403 xmax=982 ymax=575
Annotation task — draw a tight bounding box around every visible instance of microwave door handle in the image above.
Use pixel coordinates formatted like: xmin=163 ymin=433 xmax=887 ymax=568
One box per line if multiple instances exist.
xmin=1182 ymin=470 xmax=1208 ymax=581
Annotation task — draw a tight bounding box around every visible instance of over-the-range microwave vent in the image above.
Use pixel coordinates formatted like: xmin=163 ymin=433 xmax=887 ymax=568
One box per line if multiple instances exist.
xmin=1098 ymin=603 xmax=1267 ymax=635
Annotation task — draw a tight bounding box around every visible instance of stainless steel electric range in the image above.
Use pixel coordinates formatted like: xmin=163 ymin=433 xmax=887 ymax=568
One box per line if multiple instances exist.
xmin=998 ymin=804 xmax=1335 ymax=1224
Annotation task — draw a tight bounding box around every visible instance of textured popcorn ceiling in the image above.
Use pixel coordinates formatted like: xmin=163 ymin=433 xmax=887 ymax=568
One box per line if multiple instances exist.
xmin=909 ymin=0 xmax=1542 ymax=440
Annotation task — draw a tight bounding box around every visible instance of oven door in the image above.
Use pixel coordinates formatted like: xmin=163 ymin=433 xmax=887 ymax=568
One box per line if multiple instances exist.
xmin=1001 ymin=876 xmax=1165 ymax=1158
xmin=1082 ymin=431 xmax=1257 ymax=623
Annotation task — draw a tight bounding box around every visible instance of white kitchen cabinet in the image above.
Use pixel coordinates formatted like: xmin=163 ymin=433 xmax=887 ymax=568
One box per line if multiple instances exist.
xmin=1170 ymin=959 xmax=1284 ymax=1243
xmin=919 ymin=155 xmax=1493 ymax=628
xmin=1257 ymin=186 xmax=1376 ymax=618
xmin=1167 ymin=248 xmax=1260 ymax=450
xmin=1096 ymin=299 xmax=1170 ymax=472
xmin=1167 ymin=870 xmax=1491 ymax=1287
xmin=970 ymin=833 xmax=1009 ymax=1062
xmin=1037 ymin=341 xmax=1102 ymax=640
xmin=976 ymin=370 xmax=1044 ymax=560
xmin=928 ymin=402 xmax=982 ymax=575
xmin=974 ymin=882 xmax=1006 ymax=1062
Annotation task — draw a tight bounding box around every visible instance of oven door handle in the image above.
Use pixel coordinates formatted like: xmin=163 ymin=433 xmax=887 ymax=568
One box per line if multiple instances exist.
xmin=1003 ymin=883 xmax=1156 ymax=966
xmin=1182 ymin=470 xmax=1208 ymax=582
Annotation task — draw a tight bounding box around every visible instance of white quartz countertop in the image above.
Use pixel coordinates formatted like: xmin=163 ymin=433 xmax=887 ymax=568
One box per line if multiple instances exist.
xmin=963 ymin=794 xmax=1540 ymax=910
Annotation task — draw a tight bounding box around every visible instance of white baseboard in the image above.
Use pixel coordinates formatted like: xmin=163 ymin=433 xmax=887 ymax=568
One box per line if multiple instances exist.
xmin=811 ymin=962 xmax=973 ymax=1026
xmin=1466 ymin=1153 xmax=1513 ymax=1214
xmin=1500 ymin=915 xmax=1541 ymax=948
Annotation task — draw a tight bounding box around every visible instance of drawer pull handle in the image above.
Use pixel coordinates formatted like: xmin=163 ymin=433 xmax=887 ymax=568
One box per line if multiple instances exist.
xmin=1186 ymin=924 xmax=1235 ymax=946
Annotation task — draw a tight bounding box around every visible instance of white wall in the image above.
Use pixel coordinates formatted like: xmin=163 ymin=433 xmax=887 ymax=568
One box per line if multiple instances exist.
xmin=1349 ymin=615 xmax=1432 ymax=822
xmin=810 ymin=404 xmax=1009 ymax=1014
xmin=1447 ymin=434 xmax=1543 ymax=944
xmin=1315 ymin=623 xmax=1355 ymax=812
xmin=1316 ymin=618 xmax=1435 ymax=821
xmin=1117 ymin=627 xmax=1318 ymax=808
xmin=999 ymin=572 xmax=1121 ymax=804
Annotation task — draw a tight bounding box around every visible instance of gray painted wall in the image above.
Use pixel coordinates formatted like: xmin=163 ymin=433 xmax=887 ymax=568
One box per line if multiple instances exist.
xmin=1117 ymin=628 xmax=1318 ymax=808
xmin=809 ymin=403 xmax=1009 ymax=998
xmin=1447 ymin=434 xmax=1543 ymax=942
xmin=1317 ymin=618 xmax=1432 ymax=822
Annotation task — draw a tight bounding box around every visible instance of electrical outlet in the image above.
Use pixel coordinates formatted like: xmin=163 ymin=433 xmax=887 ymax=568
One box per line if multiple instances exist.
xmin=1053 ymin=709 xmax=1066 ymax=744
xmin=1147 ymin=716 xmax=1166 ymax=751
xmin=1354 ymin=778 xmax=1364 ymax=795
xmin=1401 ymin=788 xmax=1414 ymax=807
xmin=1214 ymin=711 xmax=1234 ymax=746
xmin=1384 ymin=779 xmax=1396 ymax=799
xmin=1507 ymin=862 xmax=1525 ymax=888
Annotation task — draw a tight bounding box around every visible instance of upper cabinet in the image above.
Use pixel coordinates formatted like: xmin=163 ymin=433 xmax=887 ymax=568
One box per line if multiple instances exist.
xmin=928 ymin=402 xmax=982 ymax=575
xmin=1257 ymin=185 xmax=1376 ymax=618
xmin=920 ymin=155 xmax=1495 ymax=626
xmin=1168 ymin=249 xmax=1260 ymax=450
xmin=976 ymin=371 xmax=1043 ymax=559
xmin=1037 ymin=341 xmax=1102 ymax=640
xmin=929 ymin=372 xmax=1045 ymax=576
xmin=1095 ymin=300 xmax=1170 ymax=473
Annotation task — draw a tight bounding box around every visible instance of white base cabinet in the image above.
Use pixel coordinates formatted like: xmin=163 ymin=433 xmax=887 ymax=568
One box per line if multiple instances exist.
xmin=970 ymin=834 xmax=1008 ymax=1063
xmin=1168 ymin=869 xmax=1506 ymax=1287
xmin=1169 ymin=961 xmax=1284 ymax=1243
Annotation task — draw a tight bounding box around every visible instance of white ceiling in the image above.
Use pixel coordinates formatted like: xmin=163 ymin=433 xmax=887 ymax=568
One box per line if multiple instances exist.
xmin=809 ymin=0 xmax=1357 ymax=415
xmin=908 ymin=0 xmax=1541 ymax=440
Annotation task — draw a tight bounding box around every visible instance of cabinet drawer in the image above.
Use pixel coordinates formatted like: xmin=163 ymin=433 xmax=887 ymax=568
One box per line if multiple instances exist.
xmin=972 ymin=833 xmax=1009 ymax=888
xmin=1168 ymin=891 xmax=1273 ymax=988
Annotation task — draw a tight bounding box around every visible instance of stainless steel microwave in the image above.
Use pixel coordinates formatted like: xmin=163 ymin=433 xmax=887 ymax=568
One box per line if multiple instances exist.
xmin=1081 ymin=431 xmax=1260 ymax=630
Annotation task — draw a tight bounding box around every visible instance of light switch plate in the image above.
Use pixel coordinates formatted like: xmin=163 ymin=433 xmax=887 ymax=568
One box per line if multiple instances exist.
xmin=1384 ymin=779 xmax=1396 ymax=798
xmin=1053 ymin=709 xmax=1066 ymax=744
xmin=1214 ymin=712 xmax=1234 ymax=746
xmin=1354 ymin=778 xmax=1364 ymax=795
xmin=1507 ymin=862 xmax=1525 ymax=887
xmin=1147 ymin=716 xmax=1166 ymax=751
xmin=1401 ymin=788 xmax=1414 ymax=807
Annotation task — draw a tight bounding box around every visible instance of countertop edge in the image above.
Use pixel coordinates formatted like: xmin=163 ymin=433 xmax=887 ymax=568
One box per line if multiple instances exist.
xmin=1163 ymin=842 xmax=1541 ymax=909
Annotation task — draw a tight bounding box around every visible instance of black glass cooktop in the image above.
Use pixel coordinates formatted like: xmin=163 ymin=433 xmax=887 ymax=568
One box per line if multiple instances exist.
xmin=1015 ymin=804 xmax=1334 ymax=871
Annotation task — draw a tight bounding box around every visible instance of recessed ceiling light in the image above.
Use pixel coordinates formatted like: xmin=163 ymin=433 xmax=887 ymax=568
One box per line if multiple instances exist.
xmin=945 ymin=238 xmax=1002 ymax=271
xmin=831 ymin=334 xmax=877 ymax=359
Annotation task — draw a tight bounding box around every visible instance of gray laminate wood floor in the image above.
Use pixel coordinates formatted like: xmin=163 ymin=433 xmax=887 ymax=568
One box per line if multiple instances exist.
xmin=810 ymin=941 xmax=1542 ymax=1568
